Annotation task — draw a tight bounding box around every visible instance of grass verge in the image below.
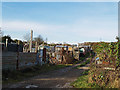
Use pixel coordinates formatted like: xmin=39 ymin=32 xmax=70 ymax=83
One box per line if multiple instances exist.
xmin=71 ymin=70 xmax=100 ymax=88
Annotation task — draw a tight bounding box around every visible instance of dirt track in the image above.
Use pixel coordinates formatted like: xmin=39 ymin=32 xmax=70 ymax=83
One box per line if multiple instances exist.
xmin=3 ymin=61 xmax=90 ymax=88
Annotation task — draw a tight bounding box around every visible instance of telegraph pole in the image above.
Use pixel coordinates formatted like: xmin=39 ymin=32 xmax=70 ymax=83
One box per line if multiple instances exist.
xmin=30 ymin=30 xmax=33 ymax=52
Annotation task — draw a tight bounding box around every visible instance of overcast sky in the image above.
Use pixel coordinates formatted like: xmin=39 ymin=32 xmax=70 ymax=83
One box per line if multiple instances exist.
xmin=2 ymin=2 xmax=118 ymax=43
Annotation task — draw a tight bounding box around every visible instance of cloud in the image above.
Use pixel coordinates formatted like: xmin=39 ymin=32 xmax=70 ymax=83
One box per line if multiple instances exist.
xmin=2 ymin=20 xmax=66 ymax=41
xmin=2 ymin=20 xmax=64 ymax=32
xmin=2 ymin=19 xmax=117 ymax=42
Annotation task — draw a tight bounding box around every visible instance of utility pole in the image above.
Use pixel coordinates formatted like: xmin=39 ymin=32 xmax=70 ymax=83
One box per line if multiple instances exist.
xmin=6 ymin=38 xmax=8 ymax=48
xmin=46 ymin=38 xmax=48 ymax=45
xmin=30 ymin=30 xmax=33 ymax=52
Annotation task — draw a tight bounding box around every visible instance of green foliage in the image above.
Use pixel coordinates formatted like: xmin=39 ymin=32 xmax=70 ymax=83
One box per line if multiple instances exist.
xmin=2 ymin=35 xmax=23 ymax=45
xmin=13 ymin=39 xmax=23 ymax=45
xmin=88 ymin=41 xmax=119 ymax=88
xmin=71 ymin=75 xmax=100 ymax=88
xmin=91 ymin=42 xmax=118 ymax=66
xmin=2 ymin=35 xmax=13 ymax=43
xmin=82 ymin=70 xmax=89 ymax=75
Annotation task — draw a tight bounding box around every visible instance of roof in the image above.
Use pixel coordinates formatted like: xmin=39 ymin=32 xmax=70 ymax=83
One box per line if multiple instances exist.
xmin=39 ymin=45 xmax=50 ymax=49
xmin=56 ymin=45 xmax=68 ymax=48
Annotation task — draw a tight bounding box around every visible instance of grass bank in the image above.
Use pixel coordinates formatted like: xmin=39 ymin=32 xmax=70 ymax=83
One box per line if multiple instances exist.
xmin=71 ymin=70 xmax=100 ymax=88
xmin=2 ymin=64 xmax=71 ymax=84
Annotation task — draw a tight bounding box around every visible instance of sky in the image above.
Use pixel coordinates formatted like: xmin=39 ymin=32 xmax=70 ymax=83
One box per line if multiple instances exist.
xmin=2 ymin=2 xmax=118 ymax=44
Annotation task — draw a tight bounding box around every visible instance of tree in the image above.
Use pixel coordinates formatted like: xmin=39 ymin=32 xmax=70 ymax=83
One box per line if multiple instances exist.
xmin=2 ymin=35 xmax=13 ymax=43
xmin=23 ymin=33 xmax=30 ymax=42
xmin=13 ymin=39 xmax=23 ymax=45
xmin=0 ymin=29 xmax=3 ymax=42
xmin=34 ymin=35 xmax=44 ymax=45
xmin=0 ymin=29 xmax=4 ymax=37
xmin=2 ymin=34 xmax=23 ymax=45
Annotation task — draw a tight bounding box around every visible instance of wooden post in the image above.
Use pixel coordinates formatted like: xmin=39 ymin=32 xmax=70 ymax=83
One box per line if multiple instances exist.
xmin=16 ymin=44 xmax=19 ymax=70
xmin=43 ymin=48 xmax=46 ymax=63
xmin=18 ymin=40 xmax=20 ymax=45
xmin=118 ymin=39 xmax=120 ymax=67
xmin=90 ymin=48 xmax=92 ymax=66
xmin=78 ymin=44 xmax=80 ymax=60
xmin=16 ymin=53 xmax=19 ymax=70
xmin=35 ymin=42 xmax=38 ymax=53
xmin=6 ymin=39 xmax=8 ymax=48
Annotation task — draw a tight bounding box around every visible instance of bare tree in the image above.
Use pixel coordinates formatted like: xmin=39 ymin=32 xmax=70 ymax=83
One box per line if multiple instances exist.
xmin=45 ymin=37 xmax=48 ymax=43
xmin=0 ymin=28 xmax=3 ymax=42
xmin=23 ymin=33 xmax=30 ymax=42
xmin=34 ymin=35 xmax=44 ymax=45
xmin=0 ymin=28 xmax=4 ymax=37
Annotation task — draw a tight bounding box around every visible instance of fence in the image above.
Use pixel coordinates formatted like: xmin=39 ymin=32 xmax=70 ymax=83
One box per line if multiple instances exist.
xmin=2 ymin=51 xmax=46 ymax=70
xmin=18 ymin=52 xmax=37 ymax=69
xmin=2 ymin=52 xmax=17 ymax=70
xmin=2 ymin=46 xmax=90 ymax=70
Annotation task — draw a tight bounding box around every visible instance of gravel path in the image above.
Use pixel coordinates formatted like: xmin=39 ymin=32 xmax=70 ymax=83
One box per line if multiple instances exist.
xmin=3 ymin=60 xmax=90 ymax=88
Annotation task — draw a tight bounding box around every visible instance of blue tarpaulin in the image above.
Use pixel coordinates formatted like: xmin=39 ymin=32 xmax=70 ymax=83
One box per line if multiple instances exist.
xmin=96 ymin=57 xmax=99 ymax=60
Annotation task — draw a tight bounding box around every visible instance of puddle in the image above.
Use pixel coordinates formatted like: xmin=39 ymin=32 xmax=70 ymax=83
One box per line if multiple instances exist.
xmin=26 ymin=84 xmax=38 ymax=88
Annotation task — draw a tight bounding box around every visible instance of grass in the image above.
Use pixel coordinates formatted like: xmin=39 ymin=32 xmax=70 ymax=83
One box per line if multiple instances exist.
xmin=71 ymin=56 xmax=101 ymax=88
xmin=71 ymin=70 xmax=100 ymax=88
xmin=2 ymin=64 xmax=71 ymax=84
xmin=76 ymin=58 xmax=90 ymax=69
xmin=82 ymin=70 xmax=89 ymax=75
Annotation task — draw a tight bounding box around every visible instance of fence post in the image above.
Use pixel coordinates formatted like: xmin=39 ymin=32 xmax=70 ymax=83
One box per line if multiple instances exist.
xmin=78 ymin=46 xmax=80 ymax=60
xmin=43 ymin=48 xmax=46 ymax=63
xmin=16 ymin=44 xmax=19 ymax=70
xmin=16 ymin=52 xmax=19 ymax=70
